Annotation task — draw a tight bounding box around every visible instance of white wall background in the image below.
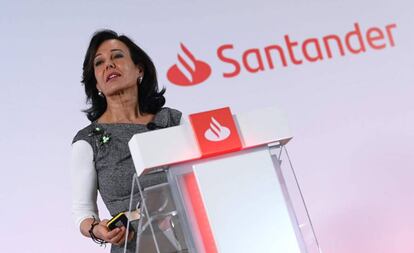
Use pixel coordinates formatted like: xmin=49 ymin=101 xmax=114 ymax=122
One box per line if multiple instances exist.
xmin=0 ymin=0 xmax=413 ymax=252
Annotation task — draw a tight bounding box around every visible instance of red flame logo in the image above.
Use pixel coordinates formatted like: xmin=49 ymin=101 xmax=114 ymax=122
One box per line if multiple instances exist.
xmin=204 ymin=117 xmax=231 ymax=142
xmin=167 ymin=43 xmax=212 ymax=86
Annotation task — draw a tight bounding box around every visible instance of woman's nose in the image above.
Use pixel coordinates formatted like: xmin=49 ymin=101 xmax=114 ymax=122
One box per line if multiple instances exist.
xmin=106 ymin=60 xmax=115 ymax=69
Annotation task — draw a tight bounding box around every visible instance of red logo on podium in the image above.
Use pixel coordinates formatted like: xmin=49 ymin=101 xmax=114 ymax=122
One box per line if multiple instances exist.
xmin=189 ymin=107 xmax=242 ymax=158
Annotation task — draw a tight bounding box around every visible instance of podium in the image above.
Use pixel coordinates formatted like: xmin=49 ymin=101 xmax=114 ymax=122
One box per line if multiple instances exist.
xmin=126 ymin=107 xmax=321 ymax=253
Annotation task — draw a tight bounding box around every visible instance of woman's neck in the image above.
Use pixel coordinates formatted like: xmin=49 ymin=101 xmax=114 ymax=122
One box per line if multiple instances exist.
xmin=98 ymin=88 xmax=153 ymax=124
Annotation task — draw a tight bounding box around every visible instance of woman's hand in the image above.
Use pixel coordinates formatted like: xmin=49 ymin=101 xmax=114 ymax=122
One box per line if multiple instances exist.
xmin=93 ymin=219 xmax=134 ymax=246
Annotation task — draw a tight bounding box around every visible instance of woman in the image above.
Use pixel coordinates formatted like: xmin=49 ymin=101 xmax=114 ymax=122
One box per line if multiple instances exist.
xmin=71 ymin=30 xmax=182 ymax=252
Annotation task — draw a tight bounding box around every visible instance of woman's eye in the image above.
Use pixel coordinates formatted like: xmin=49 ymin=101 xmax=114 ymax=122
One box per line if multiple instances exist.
xmin=113 ymin=53 xmax=124 ymax=59
xmin=94 ymin=60 xmax=103 ymax=67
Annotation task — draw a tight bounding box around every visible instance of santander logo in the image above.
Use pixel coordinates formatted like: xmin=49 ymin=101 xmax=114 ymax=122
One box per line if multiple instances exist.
xmin=167 ymin=43 xmax=212 ymax=86
xmin=167 ymin=22 xmax=397 ymax=87
xmin=189 ymin=107 xmax=242 ymax=158
xmin=204 ymin=117 xmax=230 ymax=142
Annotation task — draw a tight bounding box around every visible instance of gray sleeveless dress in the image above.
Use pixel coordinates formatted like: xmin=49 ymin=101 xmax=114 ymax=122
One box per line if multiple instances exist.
xmin=72 ymin=107 xmax=182 ymax=253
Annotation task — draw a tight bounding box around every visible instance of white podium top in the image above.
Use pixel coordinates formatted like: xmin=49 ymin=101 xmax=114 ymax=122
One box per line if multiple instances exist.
xmin=128 ymin=106 xmax=292 ymax=175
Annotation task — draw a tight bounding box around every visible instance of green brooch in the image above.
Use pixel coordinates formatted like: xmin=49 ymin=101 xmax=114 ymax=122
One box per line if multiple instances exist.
xmin=89 ymin=127 xmax=111 ymax=146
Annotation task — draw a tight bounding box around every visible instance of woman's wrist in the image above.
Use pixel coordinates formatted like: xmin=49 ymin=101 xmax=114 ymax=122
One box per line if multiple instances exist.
xmin=89 ymin=217 xmax=107 ymax=246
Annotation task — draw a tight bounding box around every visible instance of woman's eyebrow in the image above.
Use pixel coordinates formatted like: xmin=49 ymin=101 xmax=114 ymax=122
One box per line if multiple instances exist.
xmin=94 ymin=49 xmax=124 ymax=60
xmin=111 ymin=49 xmax=124 ymax=53
xmin=93 ymin=53 xmax=102 ymax=61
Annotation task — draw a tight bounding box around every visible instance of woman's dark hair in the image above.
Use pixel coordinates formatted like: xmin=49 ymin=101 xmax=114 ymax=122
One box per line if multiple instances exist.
xmin=81 ymin=29 xmax=165 ymax=121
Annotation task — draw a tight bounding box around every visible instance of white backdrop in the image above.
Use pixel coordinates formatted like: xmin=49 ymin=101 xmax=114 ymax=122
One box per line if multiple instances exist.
xmin=1 ymin=0 xmax=413 ymax=252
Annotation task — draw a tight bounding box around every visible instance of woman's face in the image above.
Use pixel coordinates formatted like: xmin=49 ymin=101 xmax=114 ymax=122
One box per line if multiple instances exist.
xmin=93 ymin=39 xmax=142 ymax=96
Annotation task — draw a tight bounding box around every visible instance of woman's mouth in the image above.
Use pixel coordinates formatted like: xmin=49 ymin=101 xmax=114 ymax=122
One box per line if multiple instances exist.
xmin=106 ymin=72 xmax=121 ymax=82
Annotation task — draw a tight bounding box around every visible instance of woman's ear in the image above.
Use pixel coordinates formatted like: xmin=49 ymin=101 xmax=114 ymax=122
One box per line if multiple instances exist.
xmin=136 ymin=64 xmax=144 ymax=74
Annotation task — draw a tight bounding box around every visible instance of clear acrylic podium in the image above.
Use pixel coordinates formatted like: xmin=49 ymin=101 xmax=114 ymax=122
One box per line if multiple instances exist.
xmin=126 ymin=107 xmax=321 ymax=253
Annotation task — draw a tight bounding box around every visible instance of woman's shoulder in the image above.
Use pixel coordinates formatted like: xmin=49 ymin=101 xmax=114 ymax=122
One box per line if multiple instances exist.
xmin=155 ymin=107 xmax=182 ymax=127
xmin=162 ymin=107 xmax=182 ymax=120
xmin=72 ymin=124 xmax=95 ymax=144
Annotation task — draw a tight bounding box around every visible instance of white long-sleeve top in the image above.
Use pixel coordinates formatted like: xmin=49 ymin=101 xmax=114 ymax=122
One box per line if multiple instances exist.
xmin=70 ymin=140 xmax=99 ymax=228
